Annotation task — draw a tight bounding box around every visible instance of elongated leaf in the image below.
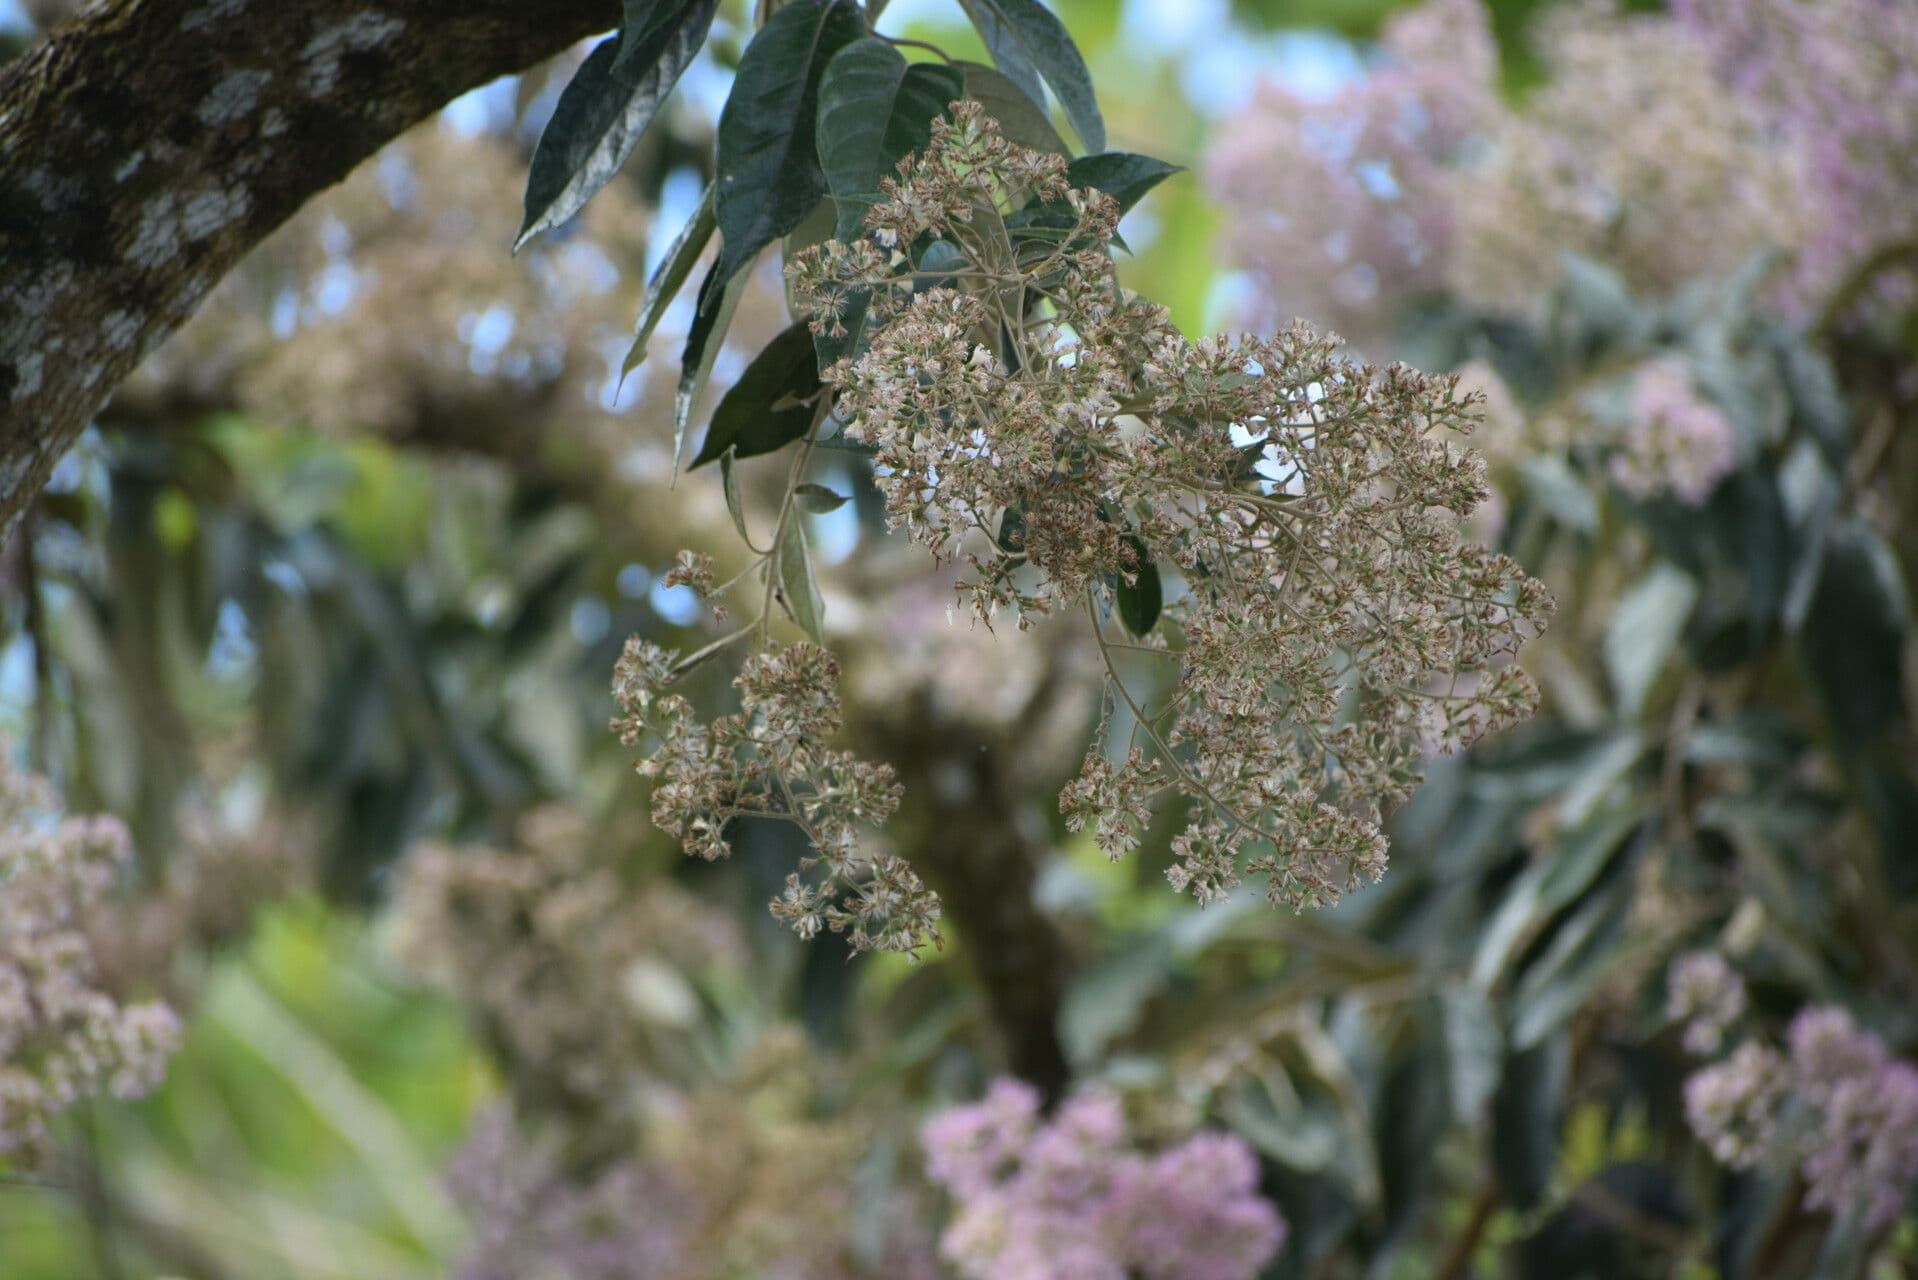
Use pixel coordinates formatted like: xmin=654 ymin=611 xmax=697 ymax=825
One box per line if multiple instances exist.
xmin=1116 ymin=538 xmax=1162 ymax=637
xmin=957 ymin=0 xmax=1045 ymax=110
xmin=779 ymin=521 xmax=827 ymax=643
xmin=714 ymin=0 xmax=867 ymax=281
xmin=517 ymin=2 xmax=721 ymax=250
xmin=1603 ymin=561 xmax=1697 ymax=718
xmin=959 ymin=61 xmax=1068 ymax=156
xmin=621 ymin=184 xmax=715 ymax=379
xmin=955 ymin=0 xmax=1103 ymax=152
xmin=673 ymin=261 xmax=749 ymax=474
xmin=693 ymin=322 xmax=822 ymax=468
xmin=720 ymin=452 xmax=752 ymax=544
xmin=818 ymin=39 xmax=965 ymax=240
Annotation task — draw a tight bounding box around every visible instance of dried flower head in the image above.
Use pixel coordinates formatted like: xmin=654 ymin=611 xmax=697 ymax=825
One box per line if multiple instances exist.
xmin=0 ymin=758 xmax=181 ymax=1165
xmin=612 ymin=637 xmax=940 ymax=955
xmin=791 ymin=103 xmax=1549 ymax=911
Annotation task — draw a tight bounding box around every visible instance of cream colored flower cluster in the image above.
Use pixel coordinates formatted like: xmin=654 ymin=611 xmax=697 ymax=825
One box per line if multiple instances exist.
xmin=789 ymin=106 xmax=1550 ymax=911
xmin=612 ymin=639 xmax=941 ymax=955
xmin=0 ymin=760 xmax=180 ymax=1165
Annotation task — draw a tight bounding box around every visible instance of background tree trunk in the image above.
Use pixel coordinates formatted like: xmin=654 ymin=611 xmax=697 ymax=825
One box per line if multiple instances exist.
xmin=0 ymin=0 xmax=618 ymax=535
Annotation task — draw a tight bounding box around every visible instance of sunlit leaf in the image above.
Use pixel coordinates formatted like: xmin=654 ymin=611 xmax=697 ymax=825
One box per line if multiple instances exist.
xmin=517 ymin=3 xmax=721 ymax=250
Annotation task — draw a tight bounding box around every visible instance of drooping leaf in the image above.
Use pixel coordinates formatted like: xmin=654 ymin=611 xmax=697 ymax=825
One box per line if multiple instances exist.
xmin=958 ymin=61 xmax=1069 ymax=156
xmin=954 ymin=0 xmax=1103 ymax=152
xmin=956 ymin=0 xmax=1046 ymax=112
xmin=817 ymin=39 xmax=965 ymax=240
xmin=778 ymin=521 xmax=827 ymax=643
xmin=620 ymin=183 xmax=715 ymax=379
xmin=673 ymin=261 xmax=749 ymax=474
xmin=517 ymin=2 xmax=721 ymax=250
xmin=720 ymin=452 xmax=752 ymax=544
xmin=1116 ymin=537 xmax=1162 ymax=637
xmin=713 ymin=0 xmax=867 ymax=282
xmin=692 ymin=322 xmax=822 ymax=468
xmin=794 ymin=483 xmax=849 ymax=512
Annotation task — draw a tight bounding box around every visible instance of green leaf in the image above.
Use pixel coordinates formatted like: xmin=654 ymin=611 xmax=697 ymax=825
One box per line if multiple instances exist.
xmin=720 ymin=452 xmax=752 ymax=544
xmin=1799 ymin=519 xmax=1909 ymax=743
xmin=956 ymin=0 xmax=1045 ymax=112
xmin=1116 ymin=538 xmax=1162 ymax=637
xmin=713 ymin=0 xmax=867 ymax=282
xmin=692 ymin=323 xmax=823 ymax=469
xmin=794 ymin=483 xmax=848 ymax=512
xmin=958 ymin=61 xmax=1068 ymax=156
xmin=817 ymin=39 xmax=965 ymax=241
xmin=1063 ymin=152 xmax=1180 ymax=216
xmin=1492 ymin=1037 xmax=1567 ymax=1211
xmin=1602 ymin=561 xmax=1697 ymax=718
xmin=673 ymin=261 xmax=749 ymax=474
xmin=1006 ymin=151 xmax=1179 ymax=249
xmin=779 ymin=521 xmax=827 ymax=643
xmin=1440 ymin=986 xmax=1502 ymax=1122
xmin=517 ymin=3 xmax=721 ymax=250
xmin=620 ymin=183 xmax=715 ymax=380
xmin=1509 ymin=874 xmax=1632 ymax=1049
xmin=955 ymin=0 xmax=1103 ymax=152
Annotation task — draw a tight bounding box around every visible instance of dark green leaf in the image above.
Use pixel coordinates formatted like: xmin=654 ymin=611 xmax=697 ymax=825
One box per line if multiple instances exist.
xmin=794 ymin=483 xmax=848 ymax=512
xmin=713 ymin=0 xmax=867 ymax=281
xmin=1116 ymin=538 xmax=1161 ymax=637
xmin=958 ymin=61 xmax=1068 ymax=156
xmin=1492 ymin=1037 xmax=1567 ymax=1212
xmin=674 ymin=261 xmax=749 ymax=474
xmin=1005 ymin=152 xmax=1180 ymax=253
xmin=1062 ymin=152 xmax=1180 ymax=216
xmin=954 ymin=0 xmax=1103 ymax=152
xmin=692 ymin=322 xmax=822 ymax=469
xmin=817 ymin=39 xmax=965 ymax=241
xmin=956 ymin=0 xmax=1046 ymax=112
xmin=1798 ymin=519 xmax=1909 ymax=743
xmin=517 ymin=3 xmax=721 ymax=250
xmin=621 ymin=183 xmax=715 ymax=379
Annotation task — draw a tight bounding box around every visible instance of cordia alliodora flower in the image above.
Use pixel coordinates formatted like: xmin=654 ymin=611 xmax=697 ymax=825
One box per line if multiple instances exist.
xmin=0 ymin=756 xmax=180 ymax=1165
xmin=1611 ymin=359 xmax=1738 ymax=506
xmin=1680 ymin=1000 xmax=1918 ymax=1230
xmin=1204 ymin=0 xmax=1498 ymax=348
xmin=1209 ymin=0 xmax=1808 ymax=334
xmin=1675 ymin=0 xmax=1918 ymax=320
xmin=790 ymin=103 xmax=1549 ymax=913
xmin=611 ymin=638 xmax=941 ymax=956
xmin=1666 ymin=949 xmax=1748 ymax=1056
xmin=921 ymin=1079 xmax=1285 ymax=1280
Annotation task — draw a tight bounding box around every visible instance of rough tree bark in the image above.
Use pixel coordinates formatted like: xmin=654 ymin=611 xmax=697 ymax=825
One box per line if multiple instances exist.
xmin=0 ymin=0 xmax=619 ymax=536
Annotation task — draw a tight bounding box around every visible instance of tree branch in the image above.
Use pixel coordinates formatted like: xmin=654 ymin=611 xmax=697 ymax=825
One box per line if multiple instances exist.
xmin=0 ymin=0 xmax=619 ymax=535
